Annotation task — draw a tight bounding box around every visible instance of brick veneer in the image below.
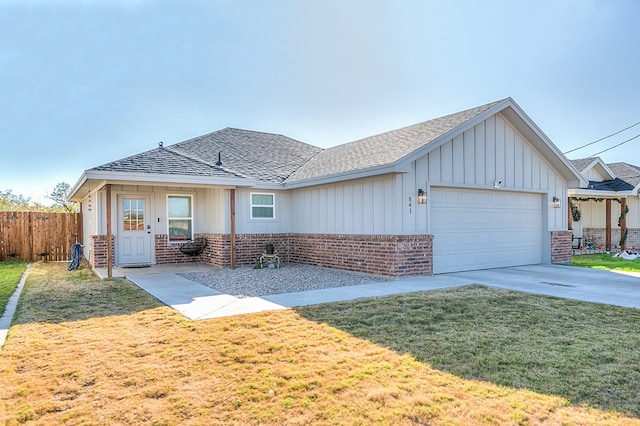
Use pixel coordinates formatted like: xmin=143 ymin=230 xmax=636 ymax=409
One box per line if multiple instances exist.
xmin=89 ymin=235 xmax=113 ymax=268
xmin=90 ymin=232 xmax=434 ymax=277
xmin=287 ymin=234 xmax=433 ymax=277
xmin=583 ymin=227 xmax=640 ymax=250
xmin=550 ymin=230 xmax=572 ymax=264
xmin=159 ymin=233 xmax=433 ymax=277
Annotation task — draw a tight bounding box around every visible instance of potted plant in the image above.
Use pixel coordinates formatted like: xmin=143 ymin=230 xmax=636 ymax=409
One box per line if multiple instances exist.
xmin=265 ymin=241 xmax=275 ymax=255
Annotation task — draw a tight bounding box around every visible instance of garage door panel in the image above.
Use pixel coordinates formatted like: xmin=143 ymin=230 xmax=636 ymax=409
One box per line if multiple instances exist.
xmin=431 ymin=188 xmax=543 ymax=274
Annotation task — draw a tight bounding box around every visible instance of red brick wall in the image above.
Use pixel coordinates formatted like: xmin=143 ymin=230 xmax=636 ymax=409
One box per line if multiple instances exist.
xmin=287 ymin=234 xmax=433 ymax=277
xmin=550 ymin=230 xmax=572 ymax=264
xmin=89 ymin=232 xmax=434 ymax=277
xmin=89 ymin=235 xmax=113 ymax=268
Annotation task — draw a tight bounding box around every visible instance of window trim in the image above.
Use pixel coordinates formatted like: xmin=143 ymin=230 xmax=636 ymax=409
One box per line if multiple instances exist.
xmin=250 ymin=192 xmax=276 ymax=220
xmin=167 ymin=194 xmax=194 ymax=242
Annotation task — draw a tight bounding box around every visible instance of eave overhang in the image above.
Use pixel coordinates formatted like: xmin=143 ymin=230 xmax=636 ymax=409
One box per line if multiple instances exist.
xmin=69 ymin=170 xmax=255 ymax=202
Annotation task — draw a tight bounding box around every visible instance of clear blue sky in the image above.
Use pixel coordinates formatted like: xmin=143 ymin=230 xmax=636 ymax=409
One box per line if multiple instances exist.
xmin=2 ymin=0 xmax=639 ymax=204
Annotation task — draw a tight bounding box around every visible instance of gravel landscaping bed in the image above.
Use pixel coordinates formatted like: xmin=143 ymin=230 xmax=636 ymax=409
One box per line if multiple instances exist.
xmin=178 ymin=264 xmax=391 ymax=297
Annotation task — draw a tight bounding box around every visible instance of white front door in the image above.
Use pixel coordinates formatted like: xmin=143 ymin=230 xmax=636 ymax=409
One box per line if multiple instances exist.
xmin=117 ymin=196 xmax=152 ymax=265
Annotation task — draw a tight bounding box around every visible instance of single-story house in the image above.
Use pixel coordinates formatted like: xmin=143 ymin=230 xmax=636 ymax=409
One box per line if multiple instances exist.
xmin=69 ymin=97 xmax=586 ymax=277
xmin=569 ymin=157 xmax=640 ymax=250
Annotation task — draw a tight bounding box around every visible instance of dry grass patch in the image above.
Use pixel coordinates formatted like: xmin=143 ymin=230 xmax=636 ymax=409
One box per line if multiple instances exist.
xmin=0 ymin=262 xmax=638 ymax=425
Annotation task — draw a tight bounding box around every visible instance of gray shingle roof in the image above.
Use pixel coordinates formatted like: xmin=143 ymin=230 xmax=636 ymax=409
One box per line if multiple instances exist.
xmin=586 ymin=178 xmax=635 ymax=192
xmin=89 ymin=99 xmax=513 ymax=187
xmin=169 ymin=128 xmax=322 ymax=184
xmin=91 ymin=145 xmax=245 ymax=179
xmin=285 ymin=99 xmax=506 ymax=183
xmin=90 ymin=128 xmax=322 ymax=184
xmin=570 ymin=158 xmax=597 ymax=173
xmin=608 ymin=162 xmax=640 ymax=188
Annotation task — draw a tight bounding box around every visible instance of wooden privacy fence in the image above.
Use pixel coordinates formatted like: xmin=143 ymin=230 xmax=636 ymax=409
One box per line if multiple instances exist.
xmin=0 ymin=212 xmax=82 ymax=262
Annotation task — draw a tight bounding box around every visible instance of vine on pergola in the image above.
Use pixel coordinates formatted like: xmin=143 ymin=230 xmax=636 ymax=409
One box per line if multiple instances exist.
xmin=570 ymin=197 xmax=630 ymax=248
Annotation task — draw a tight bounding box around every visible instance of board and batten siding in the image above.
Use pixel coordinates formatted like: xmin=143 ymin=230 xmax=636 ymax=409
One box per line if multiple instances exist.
xmin=289 ymin=175 xmax=398 ymax=234
xmin=584 ymin=168 xmax=605 ymax=182
xmin=573 ymin=197 xmax=640 ymax=235
xmin=234 ymin=189 xmax=291 ymax=234
xmin=412 ymin=113 xmax=567 ymax=232
xmin=271 ymin=112 xmax=569 ymax=236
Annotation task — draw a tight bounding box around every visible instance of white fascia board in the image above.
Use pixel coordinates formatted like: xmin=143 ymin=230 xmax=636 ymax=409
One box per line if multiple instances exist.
xmin=569 ymin=189 xmax=635 ymax=198
xmin=247 ymin=183 xmax=285 ymax=191
xmin=396 ymin=101 xmax=506 ymax=168
xmin=578 ymin=157 xmax=616 ymax=181
xmin=500 ymin=102 xmax=588 ymax=188
xmin=284 ymin=164 xmax=400 ymax=189
xmin=490 ymin=102 xmax=585 ymax=189
xmin=83 ymin=170 xmax=254 ymax=187
xmin=69 ymin=173 xmax=88 ymax=201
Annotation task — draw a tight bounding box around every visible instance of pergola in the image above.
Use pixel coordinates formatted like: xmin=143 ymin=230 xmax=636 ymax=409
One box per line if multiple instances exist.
xmin=568 ymin=179 xmax=632 ymax=251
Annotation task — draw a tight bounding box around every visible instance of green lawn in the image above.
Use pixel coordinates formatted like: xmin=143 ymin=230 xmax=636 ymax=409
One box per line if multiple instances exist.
xmin=0 ymin=260 xmax=27 ymax=315
xmin=571 ymin=253 xmax=640 ymax=272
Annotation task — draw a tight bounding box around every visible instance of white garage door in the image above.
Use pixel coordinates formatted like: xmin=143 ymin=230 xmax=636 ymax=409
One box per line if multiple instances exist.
xmin=431 ymin=188 xmax=543 ymax=274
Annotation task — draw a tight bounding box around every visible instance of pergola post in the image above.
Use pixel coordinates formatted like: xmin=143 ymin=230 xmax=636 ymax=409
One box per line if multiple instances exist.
xmin=106 ymin=184 xmax=112 ymax=278
xmin=605 ymin=199 xmax=611 ymax=251
xmin=230 ymin=188 xmax=236 ymax=269
xmin=621 ymin=197 xmax=628 ymax=250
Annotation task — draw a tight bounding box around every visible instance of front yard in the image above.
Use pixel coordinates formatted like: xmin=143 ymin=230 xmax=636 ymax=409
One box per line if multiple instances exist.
xmin=1 ymin=262 xmax=640 ymax=424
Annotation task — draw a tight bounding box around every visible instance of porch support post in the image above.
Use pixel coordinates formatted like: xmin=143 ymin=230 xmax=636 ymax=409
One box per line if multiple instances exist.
xmin=605 ymin=199 xmax=611 ymax=251
xmin=621 ymin=197 xmax=628 ymax=250
xmin=230 ymin=188 xmax=236 ymax=269
xmin=567 ymin=197 xmax=573 ymax=230
xmin=106 ymin=184 xmax=112 ymax=278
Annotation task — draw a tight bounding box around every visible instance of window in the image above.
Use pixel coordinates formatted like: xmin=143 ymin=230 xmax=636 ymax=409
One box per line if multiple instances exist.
xmin=168 ymin=195 xmax=193 ymax=242
xmin=123 ymin=198 xmax=145 ymax=231
xmin=251 ymin=193 xmax=275 ymax=219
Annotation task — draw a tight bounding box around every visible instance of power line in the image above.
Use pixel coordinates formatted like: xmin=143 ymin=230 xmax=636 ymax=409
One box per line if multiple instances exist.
xmin=563 ymin=120 xmax=640 ymax=154
xmin=588 ymin=132 xmax=640 ymax=157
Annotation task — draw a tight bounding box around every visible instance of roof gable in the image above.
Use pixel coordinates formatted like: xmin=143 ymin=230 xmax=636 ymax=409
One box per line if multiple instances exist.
xmin=570 ymin=157 xmax=615 ymax=181
xmin=285 ymin=99 xmax=505 ymax=184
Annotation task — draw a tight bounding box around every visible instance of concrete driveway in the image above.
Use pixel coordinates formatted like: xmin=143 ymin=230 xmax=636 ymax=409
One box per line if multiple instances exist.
xmin=127 ymin=264 xmax=640 ymax=320
xmin=427 ymin=264 xmax=640 ymax=309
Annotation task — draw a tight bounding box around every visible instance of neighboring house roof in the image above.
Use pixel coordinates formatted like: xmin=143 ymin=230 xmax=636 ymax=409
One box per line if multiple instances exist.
xmin=608 ymin=162 xmax=640 ymax=188
xmin=569 ymin=157 xmax=640 ymax=196
xmin=570 ymin=158 xmax=597 ymax=173
xmin=285 ymin=99 xmax=504 ymax=184
xmin=586 ymin=178 xmax=635 ymax=192
xmin=570 ymin=157 xmax=615 ymax=181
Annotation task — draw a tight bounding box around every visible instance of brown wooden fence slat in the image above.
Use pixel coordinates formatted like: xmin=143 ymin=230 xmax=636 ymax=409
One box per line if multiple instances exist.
xmin=0 ymin=212 xmax=82 ymax=262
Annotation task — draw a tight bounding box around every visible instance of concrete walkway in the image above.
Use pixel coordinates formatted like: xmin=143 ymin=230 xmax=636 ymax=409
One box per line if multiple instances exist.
xmin=0 ymin=264 xmax=29 ymax=352
xmin=125 ymin=264 xmax=640 ymax=320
